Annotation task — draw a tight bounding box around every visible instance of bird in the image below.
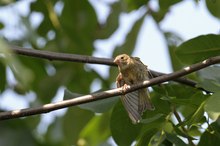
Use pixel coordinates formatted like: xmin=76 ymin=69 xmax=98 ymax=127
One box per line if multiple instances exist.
xmin=114 ymin=54 xmax=155 ymax=124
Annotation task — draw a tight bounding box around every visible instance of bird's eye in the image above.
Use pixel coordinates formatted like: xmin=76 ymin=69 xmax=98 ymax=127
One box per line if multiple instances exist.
xmin=120 ymin=56 xmax=124 ymax=59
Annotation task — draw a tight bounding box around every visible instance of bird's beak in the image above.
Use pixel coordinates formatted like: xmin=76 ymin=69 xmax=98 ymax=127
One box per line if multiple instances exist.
xmin=114 ymin=58 xmax=119 ymax=65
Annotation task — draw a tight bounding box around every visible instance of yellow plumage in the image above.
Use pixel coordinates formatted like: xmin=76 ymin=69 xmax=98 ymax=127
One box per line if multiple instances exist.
xmin=114 ymin=54 xmax=155 ymax=124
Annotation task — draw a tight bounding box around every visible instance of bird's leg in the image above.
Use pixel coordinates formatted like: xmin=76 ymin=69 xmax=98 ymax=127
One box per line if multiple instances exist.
xmin=116 ymin=73 xmax=131 ymax=93
xmin=116 ymin=73 xmax=124 ymax=87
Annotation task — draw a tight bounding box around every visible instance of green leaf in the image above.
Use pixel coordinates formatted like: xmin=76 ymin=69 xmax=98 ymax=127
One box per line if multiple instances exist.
xmin=123 ymin=0 xmax=149 ymax=11
xmin=172 ymin=124 xmax=195 ymax=140
xmin=197 ymin=66 xmax=220 ymax=92
xmin=141 ymin=114 xmax=165 ymax=124
xmin=206 ymin=0 xmax=220 ymax=19
xmin=198 ymin=66 xmax=220 ymax=80
xmin=136 ymin=129 xmax=157 ymax=146
xmin=96 ymin=2 xmax=121 ymax=38
xmin=164 ymin=31 xmax=184 ymax=70
xmin=60 ymin=0 xmax=97 ymax=53
xmin=0 ymin=119 xmax=40 ymax=146
xmin=204 ymin=91 xmax=220 ymax=120
xmin=141 ymin=111 xmax=166 ymax=131
xmin=79 ymin=113 xmax=111 ymax=146
xmin=0 ymin=62 xmax=6 ymax=92
xmin=146 ymin=92 xmax=171 ymax=116
xmin=162 ymin=121 xmax=174 ymax=133
xmin=149 ymin=131 xmax=166 ymax=146
xmin=159 ymin=0 xmax=181 ymax=10
xmin=137 ymin=102 xmax=167 ymax=145
xmin=110 ymin=101 xmax=142 ymax=145
xmin=188 ymin=125 xmax=202 ymax=137
xmin=198 ymin=119 xmax=220 ymax=146
xmin=63 ymin=89 xmax=119 ymax=113
xmin=62 ymin=107 xmax=94 ymax=145
xmin=153 ymin=84 xmax=200 ymax=106
xmin=183 ymin=100 xmax=205 ymax=126
xmin=65 ymin=64 xmax=94 ymax=93
xmin=179 ymin=92 xmax=208 ymax=121
xmin=152 ymin=0 xmax=181 ymax=23
xmin=166 ymin=133 xmax=188 ymax=146
xmin=30 ymin=0 xmax=54 ymax=36
xmin=0 ymin=39 xmax=34 ymax=92
xmin=175 ymin=34 xmax=220 ymax=64
xmin=0 ymin=22 xmax=4 ymax=29
xmin=165 ymin=97 xmax=191 ymax=105
xmin=17 ymin=56 xmax=51 ymax=100
xmin=197 ymin=79 xmax=220 ymax=93
xmin=190 ymin=92 xmax=208 ymax=106
xmin=176 ymin=92 xmax=207 ymax=127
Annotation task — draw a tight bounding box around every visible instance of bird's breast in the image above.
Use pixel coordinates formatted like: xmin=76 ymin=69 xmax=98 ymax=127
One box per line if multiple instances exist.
xmin=122 ymin=65 xmax=148 ymax=82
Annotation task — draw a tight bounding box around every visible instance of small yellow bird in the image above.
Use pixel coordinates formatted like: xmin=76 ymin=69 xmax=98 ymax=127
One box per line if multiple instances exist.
xmin=114 ymin=54 xmax=155 ymax=124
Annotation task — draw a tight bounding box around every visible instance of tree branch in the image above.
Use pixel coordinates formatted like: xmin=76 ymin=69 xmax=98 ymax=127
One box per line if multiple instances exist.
xmin=10 ymin=45 xmax=116 ymax=66
xmin=0 ymin=55 xmax=220 ymax=120
xmin=10 ymin=45 xmax=209 ymax=92
xmin=150 ymin=70 xmax=211 ymax=93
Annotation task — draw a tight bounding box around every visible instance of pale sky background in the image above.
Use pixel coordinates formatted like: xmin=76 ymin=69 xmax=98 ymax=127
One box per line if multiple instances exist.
xmin=0 ymin=0 xmax=219 ymax=137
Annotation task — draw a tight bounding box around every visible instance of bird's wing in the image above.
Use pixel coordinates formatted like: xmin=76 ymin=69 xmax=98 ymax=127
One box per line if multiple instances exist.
xmin=147 ymin=69 xmax=154 ymax=79
xmin=133 ymin=57 xmax=140 ymax=61
xmin=121 ymin=91 xmax=142 ymax=124
xmin=116 ymin=74 xmax=142 ymax=124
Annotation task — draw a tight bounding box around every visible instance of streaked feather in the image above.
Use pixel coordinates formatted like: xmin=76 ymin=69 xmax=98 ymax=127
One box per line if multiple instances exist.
xmin=120 ymin=91 xmax=141 ymax=123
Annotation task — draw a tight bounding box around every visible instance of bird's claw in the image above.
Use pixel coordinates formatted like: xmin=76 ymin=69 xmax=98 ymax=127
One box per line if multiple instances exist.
xmin=122 ymin=84 xmax=131 ymax=93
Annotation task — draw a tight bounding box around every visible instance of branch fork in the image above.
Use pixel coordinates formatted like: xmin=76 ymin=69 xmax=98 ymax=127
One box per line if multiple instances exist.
xmin=0 ymin=46 xmax=219 ymax=120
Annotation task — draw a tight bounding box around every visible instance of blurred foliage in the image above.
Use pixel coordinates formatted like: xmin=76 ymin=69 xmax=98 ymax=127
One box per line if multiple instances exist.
xmin=206 ymin=0 xmax=220 ymax=19
xmin=0 ymin=0 xmax=220 ymax=146
xmin=175 ymin=34 xmax=220 ymax=64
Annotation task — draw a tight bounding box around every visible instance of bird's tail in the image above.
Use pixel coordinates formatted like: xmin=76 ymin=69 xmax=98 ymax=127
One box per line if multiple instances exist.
xmin=120 ymin=89 xmax=155 ymax=124
xmin=138 ymin=89 xmax=155 ymax=114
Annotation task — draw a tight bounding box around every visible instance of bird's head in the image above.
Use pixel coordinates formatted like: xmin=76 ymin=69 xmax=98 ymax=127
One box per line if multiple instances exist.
xmin=114 ymin=54 xmax=131 ymax=70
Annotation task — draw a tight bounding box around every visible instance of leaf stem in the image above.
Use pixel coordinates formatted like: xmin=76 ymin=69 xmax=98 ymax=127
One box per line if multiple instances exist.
xmin=173 ymin=106 xmax=195 ymax=146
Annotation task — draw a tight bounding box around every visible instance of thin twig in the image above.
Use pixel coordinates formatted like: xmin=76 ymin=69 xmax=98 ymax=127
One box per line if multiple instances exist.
xmin=10 ymin=45 xmax=211 ymax=92
xmin=173 ymin=107 xmax=195 ymax=146
xmin=0 ymin=55 xmax=220 ymax=120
